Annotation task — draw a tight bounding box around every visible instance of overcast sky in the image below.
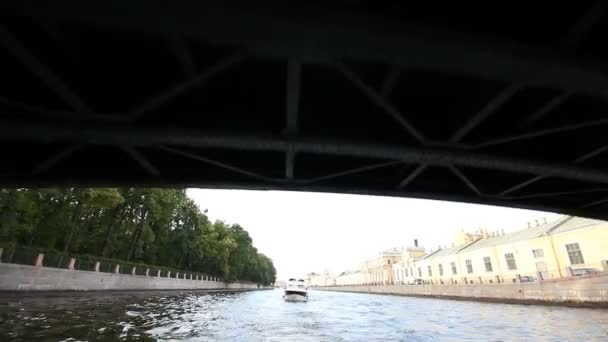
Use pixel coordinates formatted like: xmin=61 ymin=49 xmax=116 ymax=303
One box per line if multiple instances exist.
xmin=187 ymin=189 xmax=560 ymax=281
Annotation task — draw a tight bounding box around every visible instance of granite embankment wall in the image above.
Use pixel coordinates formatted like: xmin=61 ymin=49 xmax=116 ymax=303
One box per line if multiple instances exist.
xmin=316 ymin=274 xmax=608 ymax=308
xmin=0 ymin=263 xmax=263 ymax=291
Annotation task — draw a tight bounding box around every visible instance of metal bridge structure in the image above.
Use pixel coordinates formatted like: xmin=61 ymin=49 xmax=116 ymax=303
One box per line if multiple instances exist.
xmin=3 ymin=1 xmax=608 ymax=219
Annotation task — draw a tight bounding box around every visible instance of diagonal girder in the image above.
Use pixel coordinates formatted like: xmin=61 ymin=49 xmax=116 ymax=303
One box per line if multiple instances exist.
xmin=0 ymin=25 xmax=91 ymax=113
xmin=129 ymin=53 xmax=246 ymax=119
xmin=449 ymin=165 xmax=482 ymax=196
xmin=305 ymin=160 xmax=403 ymax=184
xmin=31 ymin=144 xmax=84 ymax=176
xmin=518 ymin=92 xmax=573 ymax=128
xmin=120 ymin=146 xmax=160 ymax=176
xmin=474 ymin=118 xmax=608 ymax=149
xmin=561 ymin=1 xmax=608 ymax=50
xmin=397 ymin=164 xmax=427 ymax=189
xmin=449 ymin=84 xmax=522 ymax=143
xmin=168 ymin=35 xmax=197 ymax=77
xmin=159 ymin=146 xmax=278 ymax=182
xmin=499 ymin=144 xmax=608 ymax=196
xmin=334 ymin=63 xmax=425 ymax=142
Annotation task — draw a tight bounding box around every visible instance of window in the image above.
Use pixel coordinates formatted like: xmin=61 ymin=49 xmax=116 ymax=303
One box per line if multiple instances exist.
xmin=418 ymin=267 xmax=422 ymax=277
xmin=532 ymin=249 xmax=544 ymax=258
xmin=427 ymin=265 xmax=432 ymax=277
xmin=466 ymin=259 xmax=473 ymax=274
xmin=451 ymin=262 xmax=457 ymax=275
xmin=438 ymin=264 xmax=444 ymax=276
xmin=505 ymin=253 xmax=517 ymax=270
xmin=388 ymin=260 xmax=391 ymax=265
xmin=483 ymin=256 xmax=493 ymax=272
xmin=566 ymin=243 xmax=585 ymax=265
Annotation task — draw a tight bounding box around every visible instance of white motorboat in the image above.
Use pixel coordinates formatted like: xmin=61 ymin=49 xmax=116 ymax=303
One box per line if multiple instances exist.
xmin=283 ymin=278 xmax=308 ymax=302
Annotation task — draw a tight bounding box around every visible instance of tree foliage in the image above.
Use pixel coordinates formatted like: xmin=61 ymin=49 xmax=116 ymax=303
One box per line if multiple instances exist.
xmin=0 ymin=188 xmax=276 ymax=285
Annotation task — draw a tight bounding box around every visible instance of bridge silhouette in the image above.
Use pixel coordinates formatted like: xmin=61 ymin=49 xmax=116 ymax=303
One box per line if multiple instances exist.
xmin=2 ymin=1 xmax=608 ymax=219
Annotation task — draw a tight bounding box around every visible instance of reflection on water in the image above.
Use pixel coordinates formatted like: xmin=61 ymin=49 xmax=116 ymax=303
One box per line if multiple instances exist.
xmin=1 ymin=289 xmax=607 ymax=341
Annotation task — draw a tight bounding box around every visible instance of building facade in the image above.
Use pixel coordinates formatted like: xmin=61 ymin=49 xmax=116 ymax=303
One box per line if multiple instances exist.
xmin=409 ymin=216 xmax=608 ymax=285
xmin=328 ymin=216 xmax=608 ymax=287
xmin=392 ymin=243 xmax=427 ymax=284
xmin=361 ymin=248 xmax=402 ymax=285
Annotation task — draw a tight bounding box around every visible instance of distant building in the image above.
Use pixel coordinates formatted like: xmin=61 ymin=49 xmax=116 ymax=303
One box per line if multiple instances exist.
xmin=306 ymin=272 xmax=335 ymax=287
xmin=361 ymin=247 xmax=403 ymax=285
xmin=328 ymin=216 xmax=608 ymax=287
xmin=408 ymin=216 xmax=608 ymax=285
xmin=392 ymin=241 xmax=427 ymax=284
xmin=335 ymin=270 xmax=364 ymax=285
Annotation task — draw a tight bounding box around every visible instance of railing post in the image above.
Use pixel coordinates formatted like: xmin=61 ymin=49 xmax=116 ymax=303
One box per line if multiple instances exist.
xmin=176 ymin=272 xmax=179 ymax=279
xmin=94 ymin=261 xmax=100 ymax=272
xmin=190 ymin=274 xmax=193 ymax=280
xmin=167 ymin=271 xmax=171 ymax=278
xmin=114 ymin=264 xmax=120 ymax=274
xmin=145 ymin=268 xmax=150 ymax=277
xmin=0 ymin=247 xmax=4 ymax=262
xmin=157 ymin=269 xmax=161 ymax=277
xmin=131 ymin=266 xmax=136 ymax=275
xmin=35 ymin=253 xmax=44 ymax=267
xmin=68 ymin=258 xmax=76 ymax=270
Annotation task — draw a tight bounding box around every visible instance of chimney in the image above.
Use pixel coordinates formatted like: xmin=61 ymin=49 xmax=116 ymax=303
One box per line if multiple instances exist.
xmin=414 ymin=239 xmax=418 ymax=247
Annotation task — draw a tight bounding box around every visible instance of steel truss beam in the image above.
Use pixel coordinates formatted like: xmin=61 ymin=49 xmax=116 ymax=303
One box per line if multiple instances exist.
xmin=285 ymin=60 xmax=301 ymax=180
xmin=4 ymin=120 xmax=608 ymax=186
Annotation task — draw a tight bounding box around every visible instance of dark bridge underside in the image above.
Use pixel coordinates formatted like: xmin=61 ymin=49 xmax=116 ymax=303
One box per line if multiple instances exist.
xmin=3 ymin=1 xmax=608 ymax=219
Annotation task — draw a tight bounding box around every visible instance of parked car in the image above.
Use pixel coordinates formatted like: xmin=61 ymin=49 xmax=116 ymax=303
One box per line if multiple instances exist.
xmin=571 ymin=268 xmax=601 ymax=276
xmin=519 ymin=275 xmax=536 ymax=283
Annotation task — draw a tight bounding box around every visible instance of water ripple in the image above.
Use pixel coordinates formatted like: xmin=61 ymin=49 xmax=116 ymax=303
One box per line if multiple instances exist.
xmin=1 ymin=289 xmax=608 ymax=341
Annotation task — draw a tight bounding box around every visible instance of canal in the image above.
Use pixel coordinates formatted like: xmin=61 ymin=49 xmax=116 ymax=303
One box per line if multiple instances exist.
xmin=1 ymin=289 xmax=607 ymax=341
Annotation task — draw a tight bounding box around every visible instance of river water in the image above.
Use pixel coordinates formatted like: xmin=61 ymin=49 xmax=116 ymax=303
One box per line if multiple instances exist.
xmin=1 ymin=289 xmax=607 ymax=341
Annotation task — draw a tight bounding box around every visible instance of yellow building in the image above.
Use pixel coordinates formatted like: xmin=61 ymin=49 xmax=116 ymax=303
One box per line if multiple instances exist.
xmin=416 ymin=216 xmax=608 ymax=285
xmin=362 ymin=248 xmax=402 ymax=285
xmin=335 ymin=270 xmax=364 ymax=285
xmin=329 ymin=216 xmax=608 ymax=287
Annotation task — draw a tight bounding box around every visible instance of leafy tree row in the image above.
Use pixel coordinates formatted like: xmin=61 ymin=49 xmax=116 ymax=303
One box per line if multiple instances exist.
xmin=0 ymin=188 xmax=276 ymax=285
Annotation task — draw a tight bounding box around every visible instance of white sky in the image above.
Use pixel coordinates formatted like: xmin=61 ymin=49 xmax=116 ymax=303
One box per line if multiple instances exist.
xmin=187 ymin=189 xmax=560 ymax=281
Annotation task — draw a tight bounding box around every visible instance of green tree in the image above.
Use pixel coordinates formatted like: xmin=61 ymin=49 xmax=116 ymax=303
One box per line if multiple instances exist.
xmin=0 ymin=187 xmax=276 ymax=284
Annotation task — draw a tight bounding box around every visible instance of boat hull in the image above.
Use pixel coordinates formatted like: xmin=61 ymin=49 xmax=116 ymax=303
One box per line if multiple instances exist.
xmin=283 ymin=293 xmax=308 ymax=302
